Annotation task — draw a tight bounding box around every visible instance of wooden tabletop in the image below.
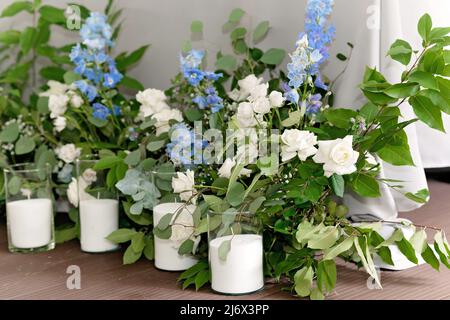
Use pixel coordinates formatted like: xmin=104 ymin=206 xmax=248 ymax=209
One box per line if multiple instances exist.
xmin=1 ymin=179 xmax=450 ymax=300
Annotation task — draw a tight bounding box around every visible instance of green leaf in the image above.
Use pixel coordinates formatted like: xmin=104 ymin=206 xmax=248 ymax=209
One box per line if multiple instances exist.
xmin=260 ymin=48 xmax=286 ymax=65
xmin=156 ymin=213 xmax=173 ymax=231
xmin=39 ymin=5 xmax=65 ymax=24
xmin=325 ymin=108 xmax=358 ymax=128
xmin=218 ymin=239 xmax=231 ymax=261
xmin=93 ymin=156 xmax=122 ymax=170
xmin=228 ymin=8 xmax=245 ymax=23
xmin=230 ymin=27 xmax=246 ymax=41
xmin=0 ymin=30 xmax=21 ymax=44
xmin=307 ymin=227 xmax=339 ymax=250
xmin=63 ymin=71 xmax=82 ymax=85
xmin=323 ymin=236 xmax=354 ymax=260
xmin=0 ymin=122 xmax=19 ymax=142
xmin=351 ymin=174 xmax=380 ymax=197
xmin=418 ymin=89 xmax=450 ymax=114
xmin=194 ymin=269 xmax=210 ymax=291
xmin=19 ymin=26 xmax=36 ymax=55
xmin=1 ymin=1 xmax=32 ymax=17
xmin=184 ymin=108 xmax=203 ymax=122
xmin=294 ymin=266 xmax=313 ymax=297
xmin=396 ymin=238 xmax=418 ymax=264
xmin=383 ymin=83 xmax=420 ymax=98
xmin=360 ymin=102 xmax=379 ymax=123
xmin=15 ymin=136 xmax=35 ymax=155
xmin=430 ymin=27 xmax=450 ymax=42
xmin=317 ymin=260 xmax=336 ymax=293
xmin=131 ymin=232 xmax=145 ymax=252
xmin=143 ymin=235 xmax=154 ymax=260
xmin=153 ymin=226 xmax=172 ymax=240
xmin=387 ymin=39 xmax=412 ymax=65
xmin=146 ymin=139 xmax=166 ymax=152
xmin=377 ymin=143 xmax=414 ymax=166
xmin=120 ymin=76 xmax=144 ymax=91
xmin=422 ymin=245 xmax=440 ymax=271
xmin=253 ymin=21 xmax=269 ymax=43
xmin=409 ymin=229 xmax=427 ymax=254
xmin=116 ymin=45 xmax=150 ymax=70
xmin=330 ymin=174 xmax=344 ymax=197
xmin=204 ymin=195 xmax=229 ymax=213
xmin=226 ymin=181 xmax=246 ymax=206
xmin=418 ymin=13 xmax=432 ymax=43
xmin=40 ymin=66 xmax=65 ymax=82
xmin=55 ymin=225 xmax=78 ymax=244
xmin=190 ymin=20 xmax=203 ymax=33
xmin=179 ymin=261 xmax=209 ymax=280
xmin=215 ymin=54 xmax=237 ymax=71
xmin=106 ymin=228 xmax=137 ymax=243
xmin=124 ymin=149 xmax=140 ymax=166
xmin=178 ymin=239 xmax=194 ymax=255
xmin=281 ymin=110 xmax=302 ymax=127
xmin=249 ymin=196 xmax=266 ymax=214
xmin=7 ymin=176 xmax=22 ymax=195
xmin=123 ymin=244 xmax=142 ymax=264
xmin=410 ymin=95 xmax=445 ymax=132
xmin=405 ymin=189 xmax=429 ymax=204
xmin=408 ymin=71 xmax=439 ymax=90
xmin=336 ymin=53 xmax=347 ymax=61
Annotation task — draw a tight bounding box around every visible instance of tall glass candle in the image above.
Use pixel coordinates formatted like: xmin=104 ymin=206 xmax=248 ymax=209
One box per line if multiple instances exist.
xmin=76 ymin=158 xmax=119 ymax=253
xmin=208 ymin=211 xmax=264 ymax=295
xmin=4 ymin=163 xmax=55 ymax=253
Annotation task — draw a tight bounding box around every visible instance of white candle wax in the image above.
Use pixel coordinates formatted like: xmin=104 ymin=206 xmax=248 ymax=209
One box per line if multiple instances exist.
xmin=209 ymin=234 xmax=264 ymax=295
xmin=153 ymin=203 xmax=198 ymax=271
xmin=79 ymin=199 xmax=119 ymax=253
xmin=7 ymin=198 xmax=53 ymax=249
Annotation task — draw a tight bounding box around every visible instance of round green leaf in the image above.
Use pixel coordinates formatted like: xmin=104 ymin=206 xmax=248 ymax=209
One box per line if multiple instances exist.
xmin=15 ymin=136 xmax=35 ymax=155
xmin=253 ymin=21 xmax=269 ymax=43
xmin=260 ymin=48 xmax=286 ymax=65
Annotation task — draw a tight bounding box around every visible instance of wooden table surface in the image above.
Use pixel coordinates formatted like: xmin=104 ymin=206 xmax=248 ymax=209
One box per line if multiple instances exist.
xmin=1 ymin=179 xmax=450 ymax=300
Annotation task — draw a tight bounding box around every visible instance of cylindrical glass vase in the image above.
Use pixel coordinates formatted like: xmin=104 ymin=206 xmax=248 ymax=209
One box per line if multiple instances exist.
xmin=4 ymin=163 xmax=55 ymax=253
xmin=76 ymin=157 xmax=119 ymax=253
xmin=208 ymin=211 xmax=264 ymax=295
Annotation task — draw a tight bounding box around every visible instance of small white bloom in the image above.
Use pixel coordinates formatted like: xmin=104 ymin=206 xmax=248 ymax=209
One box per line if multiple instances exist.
xmin=218 ymin=158 xmax=236 ymax=179
xmin=69 ymin=93 xmax=83 ymax=108
xmin=67 ymin=178 xmax=79 ymax=207
xmin=296 ymin=34 xmax=309 ymax=49
xmin=172 ymin=170 xmax=196 ymax=202
xmin=48 ymin=94 xmax=69 ymax=119
xmin=252 ymin=97 xmax=272 ymax=114
xmin=313 ymin=135 xmax=359 ymax=177
xmin=236 ymin=102 xmax=257 ymax=128
xmin=152 ymin=108 xmax=183 ymax=136
xmin=281 ymin=129 xmax=318 ymax=162
xmin=39 ymin=81 xmax=69 ymax=97
xmin=82 ymin=168 xmax=97 ymax=184
xmin=249 ymin=83 xmax=269 ymax=102
xmin=235 ymin=74 xmax=264 ymax=101
xmin=53 ymin=116 xmax=67 ymax=132
xmin=136 ymin=88 xmax=170 ymax=120
xmin=269 ymin=91 xmax=285 ymax=108
xmin=20 ymin=188 xmax=32 ymax=199
xmin=55 ymin=143 xmax=81 ymax=164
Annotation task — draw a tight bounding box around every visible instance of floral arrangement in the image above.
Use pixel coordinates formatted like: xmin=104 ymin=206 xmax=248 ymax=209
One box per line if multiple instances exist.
xmin=1 ymin=0 xmax=450 ymax=300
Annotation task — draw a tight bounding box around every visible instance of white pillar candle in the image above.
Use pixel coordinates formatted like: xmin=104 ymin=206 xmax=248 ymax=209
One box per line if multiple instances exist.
xmin=7 ymin=198 xmax=53 ymax=249
xmin=209 ymin=234 xmax=264 ymax=295
xmin=153 ymin=203 xmax=198 ymax=271
xmin=79 ymin=199 xmax=119 ymax=253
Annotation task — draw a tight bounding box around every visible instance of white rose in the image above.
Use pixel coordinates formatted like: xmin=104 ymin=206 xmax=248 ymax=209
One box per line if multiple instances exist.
xmin=228 ymin=88 xmax=242 ymax=101
xmin=172 ymin=170 xmax=196 ymax=202
xmin=312 ymin=135 xmax=359 ymax=177
xmin=139 ymin=101 xmax=170 ymax=119
xmin=236 ymin=102 xmax=257 ymax=128
xmin=218 ymin=158 xmax=236 ymax=179
xmin=252 ymin=97 xmax=271 ymax=114
xmin=55 ymin=144 xmax=81 ymax=164
xmin=281 ymin=129 xmax=318 ymax=162
xmin=39 ymin=80 xmax=69 ymax=97
xmin=67 ymin=177 xmax=95 ymax=208
xmin=249 ymin=83 xmax=268 ymax=101
xmin=269 ymin=91 xmax=285 ymax=108
xmin=82 ymin=168 xmax=97 ymax=184
xmin=237 ymin=74 xmax=263 ymax=100
xmin=136 ymin=88 xmax=167 ymax=106
xmin=152 ymin=108 xmax=183 ymax=136
xmin=69 ymin=93 xmax=83 ymax=108
xmin=49 ymin=94 xmax=69 ymax=119
xmin=170 ymin=210 xmax=195 ymax=243
xmin=53 ymin=116 xmax=67 ymax=132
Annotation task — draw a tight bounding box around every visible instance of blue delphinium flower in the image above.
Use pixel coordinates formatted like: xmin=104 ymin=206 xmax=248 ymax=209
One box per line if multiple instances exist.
xmin=192 ymin=95 xmax=207 ymax=109
xmin=180 ymin=49 xmax=204 ymax=71
xmin=284 ymin=89 xmax=300 ymax=104
xmin=92 ymin=102 xmax=111 ymax=120
xmin=75 ymin=80 xmax=97 ymax=102
xmin=183 ymin=68 xmax=205 ymax=86
xmin=80 ymin=12 xmax=112 ymax=51
xmin=305 ymin=93 xmax=323 ymax=114
xmin=166 ymin=123 xmax=208 ymax=166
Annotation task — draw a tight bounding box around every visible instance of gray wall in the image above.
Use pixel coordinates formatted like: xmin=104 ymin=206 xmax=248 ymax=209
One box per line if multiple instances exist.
xmin=0 ymin=0 xmax=448 ymax=90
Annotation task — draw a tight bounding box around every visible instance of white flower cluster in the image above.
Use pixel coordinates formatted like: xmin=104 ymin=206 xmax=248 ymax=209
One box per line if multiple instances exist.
xmin=67 ymin=168 xmax=97 ymax=208
xmin=136 ymin=88 xmax=183 ymax=136
xmin=171 ymin=170 xmax=196 ymax=203
xmin=40 ymin=81 xmax=84 ymax=132
xmin=0 ymin=116 xmax=35 ymax=155
xmin=55 ymin=143 xmax=81 ymax=164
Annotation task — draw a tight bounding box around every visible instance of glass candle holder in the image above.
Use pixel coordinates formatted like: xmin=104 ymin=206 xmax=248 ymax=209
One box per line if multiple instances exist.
xmin=151 ymin=170 xmax=198 ymax=271
xmin=4 ymin=163 xmax=55 ymax=253
xmin=208 ymin=211 xmax=264 ymax=295
xmin=76 ymin=157 xmax=119 ymax=253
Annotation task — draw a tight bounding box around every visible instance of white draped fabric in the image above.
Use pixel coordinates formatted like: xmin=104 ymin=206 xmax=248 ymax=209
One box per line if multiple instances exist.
xmin=329 ymin=0 xmax=450 ymax=221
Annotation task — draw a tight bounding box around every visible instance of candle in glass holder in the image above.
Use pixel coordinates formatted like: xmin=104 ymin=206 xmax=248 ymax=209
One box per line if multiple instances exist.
xmin=209 ymin=234 xmax=264 ymax=295
xmin=153 ymin=202 xmax=198 ymax=271
xmin=79 ymin=199 xmax=119 ymax=253
xmin=7 ymin=198 xmax=53 ymax=249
